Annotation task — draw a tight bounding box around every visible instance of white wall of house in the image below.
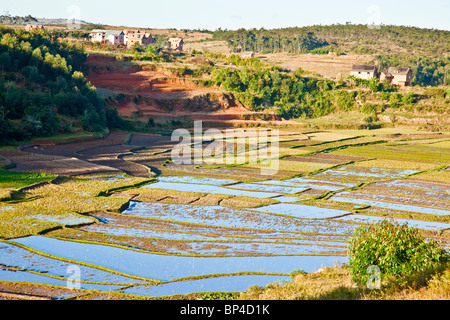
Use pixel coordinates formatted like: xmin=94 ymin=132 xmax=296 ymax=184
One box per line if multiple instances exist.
xmin=91 ymin=32 xmax=105 ymax=43
xmin=105 ymin=35 xmax=119 ymax=45
xmin=350 ymin=70 xmax=376 ymax=80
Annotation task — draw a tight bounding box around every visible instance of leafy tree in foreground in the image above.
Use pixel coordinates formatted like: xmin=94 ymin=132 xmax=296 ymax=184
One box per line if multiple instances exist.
xmin=348 ymin=219 xmax=449 ymax=286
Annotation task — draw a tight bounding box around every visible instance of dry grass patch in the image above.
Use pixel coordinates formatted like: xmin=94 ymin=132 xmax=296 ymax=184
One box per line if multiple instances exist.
xmin=304 ymin=132 xmax=358 ymax=142
xmin=0 ymin=188 xmax=12 ymax=201
xmin=239 ymin=264 xmax=450 ymax=300
xmin=0 ymin=203 xmax=95 ymax=239
xmin=191 ymin=194 xmax=234 ymax=206
xmin=409 ymin=170 xmax=450 ymax=184
xmin=426 ymin=140 xmax=450 ymax=148
xmin=244 ymin=159 xmax=332 ymax=174
xmin=239 ymin=266 xmax=361 ymax=300
xmin=219 ymin=196 xmax=278 ymax=209
xmin=351 ymin=159 xmax=438 ymax=171
xmin=24 ymin=195 xmax=130 ymax=213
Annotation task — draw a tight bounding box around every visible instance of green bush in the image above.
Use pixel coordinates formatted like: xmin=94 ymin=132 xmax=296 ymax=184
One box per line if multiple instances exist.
xmin=389 ymin=93 xmax=402 ymax=108
xmin=348 ymin=220 xmax=449 ymax=286
xmin=402 ymin=92 xmax=416 ymax=104
xmin=360 ymin=102 xmax=384 ymax=115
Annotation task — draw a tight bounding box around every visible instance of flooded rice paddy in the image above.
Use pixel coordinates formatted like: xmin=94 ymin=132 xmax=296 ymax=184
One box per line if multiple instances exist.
xmin=1 ymin=129 xmax=449 ymax=299
xmin=141 ymin=181 xmax=282 ymax=198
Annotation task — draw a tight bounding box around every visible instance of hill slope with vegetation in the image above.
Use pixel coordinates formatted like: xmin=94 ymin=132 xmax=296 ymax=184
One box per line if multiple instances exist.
xmin=212 ymin=24 xmax=450 ymax=86
xmin=0 ymin=26 xmax=126 ymax=145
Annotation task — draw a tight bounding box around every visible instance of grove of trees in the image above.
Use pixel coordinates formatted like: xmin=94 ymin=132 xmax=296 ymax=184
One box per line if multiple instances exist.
xmin=213 ymin=24 xmax=450 ymax=87
xmin=0 ymin=26 xmax=126 ymax=145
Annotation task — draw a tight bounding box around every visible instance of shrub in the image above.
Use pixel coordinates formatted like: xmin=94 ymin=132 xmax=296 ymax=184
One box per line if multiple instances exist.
xmin=360 ymin=102 xmax=379 ymax=114
xmin=368 ymin=77 xmax=381 ymax=93
xmin=389 ymin=93 xmax=402 ymax=108
xmin=402 ymin=92 xmax=416 ymax=104
xmin=423 ymin=87 xmax=446 ymax=99
xmin=348 ymin=220 xmax=449 ymax=286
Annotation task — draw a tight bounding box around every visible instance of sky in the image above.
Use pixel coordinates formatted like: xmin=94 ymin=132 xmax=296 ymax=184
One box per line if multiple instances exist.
xmin=1 ymin=0 xmax=449 ymax=31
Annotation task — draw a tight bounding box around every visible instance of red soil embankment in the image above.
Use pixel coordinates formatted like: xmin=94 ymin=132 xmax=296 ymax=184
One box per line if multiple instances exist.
xmin=85 ymin=54 xmax=285 ymax=124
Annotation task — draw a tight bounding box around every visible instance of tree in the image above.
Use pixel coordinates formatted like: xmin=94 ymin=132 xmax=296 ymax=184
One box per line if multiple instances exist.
xmin=349 ymin=220 xmax=449 ymax=286
xmin=368 ymin=77 xmax=381 ymax=93
xmin=0 ymin=51 xmax=11 ymax=71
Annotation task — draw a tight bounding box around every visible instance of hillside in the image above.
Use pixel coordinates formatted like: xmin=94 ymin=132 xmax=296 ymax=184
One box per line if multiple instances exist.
xmin=212 ymin=24 xmax=450 ymax=86
xmin=1 ymin=20 xmax=449 ymax=145
xmin=0 ymin=26 xmax=127 ymax=145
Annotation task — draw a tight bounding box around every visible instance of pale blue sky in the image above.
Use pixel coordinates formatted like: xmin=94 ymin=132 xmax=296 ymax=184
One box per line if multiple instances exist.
xmin=1 ymin=0 xmax=449 ymax=31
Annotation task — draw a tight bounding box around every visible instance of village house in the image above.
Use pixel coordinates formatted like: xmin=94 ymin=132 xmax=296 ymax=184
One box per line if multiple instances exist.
xmin=240 ymin=51 xmax=255 ymax=59
xmin=168 ymin=37 xmax=183 ymax=51
xmin=124 ymin=30 xmax=155 ymax=48
xmin=89 ymin=29 xmax=104 ymax=43
xmin=380 ymin=67 xmax=412 ymax=87
xmin=350 ymin=64 xmax=378 ymax=80
xmin=104 ymin=30 xmax=124 ymax=45
xmin=25 ymin=24 xmax=45 ymax=32
xmin=89 ymin=29 xmax=124 ymax=45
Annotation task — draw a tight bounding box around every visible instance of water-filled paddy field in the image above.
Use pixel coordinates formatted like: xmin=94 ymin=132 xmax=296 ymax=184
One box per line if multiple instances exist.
xmin=0 ymin=129 xmax=449 ymax=299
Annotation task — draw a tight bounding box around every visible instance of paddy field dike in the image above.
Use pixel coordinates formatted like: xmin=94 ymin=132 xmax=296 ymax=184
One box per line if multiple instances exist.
xmin=0 ymin=127 xmax=449 ymax=300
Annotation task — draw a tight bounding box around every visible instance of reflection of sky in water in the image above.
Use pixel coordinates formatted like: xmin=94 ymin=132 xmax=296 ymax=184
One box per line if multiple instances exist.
xmin=123 ymin=201 xmax=357 ymax=235
xmin=78 ymin=224 xmax=345 ymax=256
xmin=142 ymin=181 xmax=280 ymax=198
xmin=319 ymin=167 xmax=419 ymax=178
xmin=253 ymin=203 xmax=349 ymax=219
xmin=333 ymin=191 xmax=449 ymax=208
xmin=0 ymin=241 xmax=143 ymax=284
xmin=0 ymin=268 xmax=121 ymax=293
xmin=91 ymin=213 xmax=349 ymax=242
xmin=157 ymin=176 xmax=237 ymax=186
xmin=372 ymin=180 xmax=450 ymax=193
xmin=229 ymin=183 xmax=308 ymax=194
xmin=121 ymin=275 xmax=291 ymax=297
xmin=284 ymin=177 xmax=355 ymax=188
xmin=11 ymin=236 xmax=348 ymax=281
xmin=272 ymin=195 xmax=305 ymax=203
xmin=332 ymin=214 xmax=450 ymax=231
xmin=330 ymin=196 xmax=450 ymax=216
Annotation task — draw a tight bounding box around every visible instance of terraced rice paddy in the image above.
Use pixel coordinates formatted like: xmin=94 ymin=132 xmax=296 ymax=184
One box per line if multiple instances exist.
xmin=0 ymin=128 xmax=449 ymax=299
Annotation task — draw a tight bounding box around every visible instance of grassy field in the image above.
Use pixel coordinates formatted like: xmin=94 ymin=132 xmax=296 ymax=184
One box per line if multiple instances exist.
xmin=0 ymin=169 xmax=56 ymax=189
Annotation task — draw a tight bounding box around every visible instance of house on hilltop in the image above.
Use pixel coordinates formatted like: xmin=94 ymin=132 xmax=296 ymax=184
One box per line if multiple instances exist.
xmin=124 ymin=30 xmax=155 ymax=48
xmin=240 ymin=51 xmax=255 ymax=59
xmin=350 ymin=64 xmax=378 ymax=80
xmin=25 ymin=24 xmax=45 ymax=32
xmin=89 ymin=29 xmax=124 ymax=45
xmin=89 ymin=29 xmax=105 ymax=43
xmin=380 ymin=67 xmax=412 ymax=87
xmin=168 ymin=38 xmax=184 ymax=52
xmin=104 ymin=30 xmax=124 ymax=45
